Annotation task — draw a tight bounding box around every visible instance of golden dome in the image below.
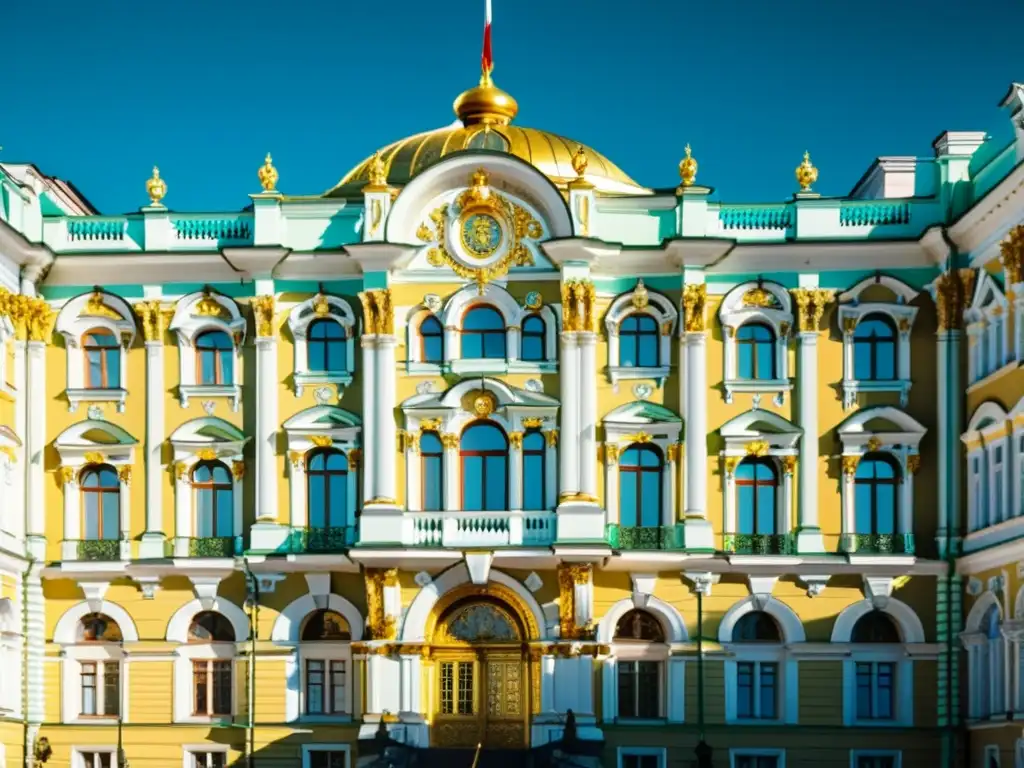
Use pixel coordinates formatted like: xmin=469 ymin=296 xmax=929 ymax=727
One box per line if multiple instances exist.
xmin=326 ymin=76 xmax=648 ymax=198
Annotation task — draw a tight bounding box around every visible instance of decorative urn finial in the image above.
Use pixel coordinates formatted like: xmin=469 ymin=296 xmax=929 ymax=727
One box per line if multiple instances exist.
xmin=145 ymin=166 xmax=166 ymax=207
xmin=367 ymin=151 xmax=388 ymax=188
xmin=258 ymin=153 xmax=278 ymax=192
xmin=795 ymin=150 xmax=818 ymax=192
xmin=571 ymin=146 xmax=588 ymax=179
xmin=678 ymin=144 xmax=698 ymax=189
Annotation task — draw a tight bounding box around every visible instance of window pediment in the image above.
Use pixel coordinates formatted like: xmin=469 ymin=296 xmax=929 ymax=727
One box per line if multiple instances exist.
xmin=170 ymin=289 xmax=246 ymax=344
xmin=169 ymin=417 xmax=247 ymax=461
xmin=719 ymin=281 xmax=793 ymax=404
xmin=604 ymin=281 xmax=677 ymax=387
xmin=283 ymin=405 xmax=362 ymax=456
xmin=54 ymin=419 xmax=138 ymax=467
xmin=287 ymin=294 xmax=358 ymax=396
xmin=838 ymin=406 xmax=926 ymax=454
xmin=720 ymin=410 xmax=801 ymax=453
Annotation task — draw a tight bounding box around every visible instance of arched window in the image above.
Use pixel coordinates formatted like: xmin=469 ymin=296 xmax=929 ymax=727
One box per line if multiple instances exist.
xmin=854 ymin=455 xmax=898 ymax=536
xmin=522 ymin=431 xmax=546 ymax=510
xmin=733 ymin=611 xmax=782 ymax=643
xmin=192 ymin=461 xmax=234 ymax=538
xmin=195 ymin=330 xmax=234 ymax=386
xmin=307 ymin=319 xmax=347 ymax=373
xmin=851 ymin=610 xmax=900 ymax=722
xmin=853 ymin=314 xmax=897 ymax=381
xmin=619 ymin=314 xmax=659 ymax=368
xmin=461 ymin=306 xmax=506 ymax=359
xmin=619 ymin=444 xmax=662 ymax=527
xmin=736 ymin=458 xmax=777 ymax=535
xmin=188 ymin=611 xmax=234 ymax=717
xmin=420 ymin=315 xmax=444 ymax=364
xmin=521 ymin=314 xmax=546 ymax=361
xmin=301 ymin=610 xmax=350 ymax=716
xmin=614 ymin=609 xmax=664 ymax=719
xmin=83 ymin=329 xmax=120 ymax=389
xmin=81 ymin=465 xmax=120 ymax=541
xmin=307 ymin=449 xmax=349 ymax=529
xmin=78 ymin=613 xmax=122 ymax=717
xmin=736 ymin=323 xmax=775 ymax=380
xmin=460 ymin=422 xmax=508 ymax=511
xmin=420 ymin=432 xmax=444 ymax=511
xmin=971 ymin=605 xmax=1004 ymax=720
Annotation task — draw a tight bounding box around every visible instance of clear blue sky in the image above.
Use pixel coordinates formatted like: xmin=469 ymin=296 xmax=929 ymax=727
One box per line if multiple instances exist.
xmin=5 ymin=0 xmax=1023 ymax=214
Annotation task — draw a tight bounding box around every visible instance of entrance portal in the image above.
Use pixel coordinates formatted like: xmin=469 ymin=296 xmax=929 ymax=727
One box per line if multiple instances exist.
xmin=429 ymin=598 xmax=529 ymax=749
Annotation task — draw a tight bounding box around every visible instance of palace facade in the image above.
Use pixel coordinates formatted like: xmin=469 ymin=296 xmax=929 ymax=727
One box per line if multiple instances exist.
xmin=3 ymin=63 xmax=1024 ymax=768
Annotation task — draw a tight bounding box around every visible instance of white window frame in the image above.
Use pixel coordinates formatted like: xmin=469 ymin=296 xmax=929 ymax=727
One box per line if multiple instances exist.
xmin=718 ymin=280 xmax=793 ymax=405
xmin=0 ymin=598 xmax=20 ymax=716
xmin=300 ymin=649 xmax=351 ymax=719
xmin=287 ymin=293 xmax=358 ymax=397
xmin=0 ymin=314 xmax=15 ymax=403
xmin=729 ymin=749 xmax=786 ymax=768
xmin=616 ymin=747 xmax=667 ymax=768
xmin=604 ymin=281 xmax=677 ymax=388
xmin=409 ymin=283 xmax=557 ymax=376
xmin=984 ymin=745 xmax=1001 ymax=768
xmin=168 ymin=289 xmax=246 ymax=410
xmin=966 ymin=272 xmax=1012 ymax=385
xmin=836 ymin=275 xmax=919 ymax=410
xmin=301 ymin=744 xmax=351 ymax=768
xmin=73 ymin=748 xmax=116 ymax=768
xmin=283 ymin=405 xmax=362 ymax=532
xmin=182 ymin=745 xmax=230 ymax=768
xmin=65 ymin=648 xmax=124 ymax=723
xmin=168 ymin=417 xmax=247 ymax=558
xmin=56 ymin=290 xmax=136 ymax=413
xmin=963 ymin=402 xmax=1014 ymax=534
xmin=850 ymin=751 xmax=902 ymax=768
xmin=173 ymin=641 xmax=236 ymax=723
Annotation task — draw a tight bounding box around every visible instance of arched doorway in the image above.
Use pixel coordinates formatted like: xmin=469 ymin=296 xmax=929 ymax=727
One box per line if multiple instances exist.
xmin=426 ymin=593 xmax=532 ymax=749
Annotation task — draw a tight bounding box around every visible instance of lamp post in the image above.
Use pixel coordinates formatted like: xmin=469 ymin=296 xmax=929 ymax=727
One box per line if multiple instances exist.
xmin=694 ymin=587 xmax=712 ymax=768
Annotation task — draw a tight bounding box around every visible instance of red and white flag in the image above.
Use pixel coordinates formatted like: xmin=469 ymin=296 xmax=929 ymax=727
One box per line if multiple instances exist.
xmin=481 ymin=0 xmax=493 ymax=76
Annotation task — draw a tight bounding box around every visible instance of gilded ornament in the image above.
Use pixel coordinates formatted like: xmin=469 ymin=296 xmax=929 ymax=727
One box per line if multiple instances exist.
xmin=781 ymin=455 xmax=797 ymax=476
xmin=723 ymin=456 xmax=739 ymax=476
xmin=934 ymin=268 xmax=975 ymax=331
xmin=742 ymin=287 xmax=779 ymax=309
xmin=0 ymin=446 xmax=16 ymax=465
xmin=366 ymin=568 xmax=398 ymax=641
xmin=682 ymin=283 xmax=706 ymax=332
xmin=312 ymin=294 xmax=331 ymax=318
xmin=288 ymin=450 xmax=303 ymax=468
xmin=571 ymin=146 xmax=588 ymax=178
xmin=779 ymin=322 xmax=791 ymax=338
xmin=1000 ymin=224 xmax=1024 ymax=285
xmin=57 ymin=466 xmax=75 ymax=486
xmin=257 ymin=153 xmax=278 ymax=192
xmin=661 ymin=320 xmax=674 ymax=336
xmin=441 ymin=433 xmax=459 ymax=450
xmin=310 ymin=435 xmax=334 ymax=448
xmin=145 ymin=165 xmax=167 ymax=206
xmin=523 ymin=291 xmax=543 ymax=310
xmin=522 ymin=417 xmax=544 ymax=429
xmin=472 ymin=391 xmax=497 ymax=417
xmin=544 ymin=429 xmax=559 ymax=447
xmin=84 ymin=451 xmax=106 ymax=465
xmin=560 ymin=279 xmax=596 ymax=333
xmin=577 ymin=195 xmax=590 ymax=236
xmin=347 ymin=448 xmax=361 ymax=469
xmin=419 ymin=418 xmax=442 ymax=432
xmin=359 ymin=289 xmax=393 ymax=336
xmin=866 ymin=437 xmax=883 ymax=453
xmin=117 ymin=465 xmax=132 ymax=484
xmin=557 ymin=563 xmax=594 ymax=640
xmin=134 ymin=300 xmax=170 ymax=342
xmin=83 ymin=292 xmax=120 ymax=320
xmin=196 ymin=448 xmax=219 ymax=461
xmin=508 ymin=431 xmax=524 ymax=449
xmin=842 ymin=317 xmax=858 ymax=334
xmin=790 ymin=288 xmax=835 ymax=332
xmin=666 ymin=443 xmax=681 ymax=463
xmin=369 ymin=198 xmax=383 ymax=236
xmin=231 ymin=460 xmax=246 ymax=480
xmin=841 ymin=455 xmax=860 ymax=476
xmin=677 ymin=144 xmax=698 ymax=189
xmin=795 ymin=151 xmax=818 ymax=193
xmin=251 ymin=295 xmax=276 ymax=338
xmin=907 ymin=454 xmax=921 ymax=475
xmin=195 ymin=290 xmax=227 ymax=319
xmin=631 ymin=279 xmax=650 ymax=310
xmin=625 ymin=431 xmax=653 ymax=444
xmin=745 ymin=440 xmax=770 ymax=457
xmin=603 ymin=443 xmax=620 ymax=465
xmin=174 ymin=462 xmax=189 ymax=480
xmin=898 ymin=317 xmax=911 ymax=333
xmin=366 ymin=151 xmax=389 ymax=189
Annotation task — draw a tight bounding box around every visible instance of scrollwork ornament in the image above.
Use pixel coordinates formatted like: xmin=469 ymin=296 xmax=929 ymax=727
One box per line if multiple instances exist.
xmin=841 ymin=455 xmax=860 ymax=476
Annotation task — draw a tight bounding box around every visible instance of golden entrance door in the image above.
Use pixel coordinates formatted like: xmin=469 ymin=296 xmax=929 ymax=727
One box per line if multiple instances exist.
xmin=433 ymin=652 xmax=527 ymax=748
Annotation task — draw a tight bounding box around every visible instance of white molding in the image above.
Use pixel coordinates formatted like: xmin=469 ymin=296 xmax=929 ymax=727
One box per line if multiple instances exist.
xmin=717 ymin=595 xmax=806 ymax=644
xmin=271 ymin=593 xmax=364 ymax=643
xmin=604 ymin=283 xmax=677 ymax=387
xmin=719 ymin=280 xmax=793 ymax=404
xmin=287 ymin=293 xmax=358 ymax=396
xmin=169 ymin=290 xmax=246 ymax=409
xmin=166 ymin=598 xmax=250 ymax=643
xmin=596 ymin=596 xmax=688 ymax=644
xmin=831 ymin=598 xmax=925 ymax=644
xmin=53 ymin=599 xmax=140 ymax=644
xmin=729 ymin=748 xmax=786 ymax=768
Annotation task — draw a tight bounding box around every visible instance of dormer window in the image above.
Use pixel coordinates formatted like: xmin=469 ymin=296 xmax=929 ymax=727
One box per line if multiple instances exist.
xmin=83 ymin=330 xmax=120 ymax=389
xmin=462 ymin=306 xmax=506 ymax=359
xmin=605 ymin=282 xmax=678 ymax=387
xmin=287 ymin=294 xmax=358 ymax=396
xmin=196 ymin=331 xmax=234 ymax=386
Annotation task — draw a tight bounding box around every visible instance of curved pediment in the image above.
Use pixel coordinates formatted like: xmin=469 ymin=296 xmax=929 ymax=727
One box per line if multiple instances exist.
xmin=720 ymin=409 xmax=801 ymax=439
xmin=838 ymin=406 xmax=926 ymax=439
xmin=604 ymin=401 xmax=682 ymax=426
xmin=402 ymin=377 xmax=558 ymax=411
xmin=169 ymin=417 xmax=246 ymax=446
xmin=55 ymin=419 xmax=139 ymax=449
xmin=283 ymin=405 xmax=362 ymax=432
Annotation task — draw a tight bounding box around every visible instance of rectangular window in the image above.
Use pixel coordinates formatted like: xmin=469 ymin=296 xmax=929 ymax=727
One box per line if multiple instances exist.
xmin=79 ymin=753 xmax=113 ymax=768
xmin=81 ymin=661 xmax=97 ymax=715
xmin=616 ymin=660 xmax=660 ymax=719
xmin=440 ymin=661 xmax=475 ymax=715
xmin=422 ymin=452 xmax=443 ymax=512
xmin=308 ymin=751 xmax=347 ymax=768
xmin=81 ymin=661 xmax=119 ymax=716
xmin=193 ymin=659 xmax=232 ymax=716
xmin=993 ymin=444 xmax=1006 ymax=524
xmin=734 ymin=756 xmax=779 ymax=768
xmin=191 ymin=753 xmax=227 ymax=768
xmin=523 ymin=449 xmax=545 ymax=511
xmin=736 ymin=661 xmax=777 ymax=719
xmin=855 ymin=661 xmax=895 ymax=720
xmin=854 ymin=755 xmax=898 ymax=768
xmin=620 ymin=754 xmax=661 ymax=768
xmin=304 ymin=659 xmax=346 ymax=715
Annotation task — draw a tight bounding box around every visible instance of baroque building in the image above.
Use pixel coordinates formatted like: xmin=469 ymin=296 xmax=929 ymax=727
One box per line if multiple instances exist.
xmin=3 ymin=49 xmax=1024 ymax=768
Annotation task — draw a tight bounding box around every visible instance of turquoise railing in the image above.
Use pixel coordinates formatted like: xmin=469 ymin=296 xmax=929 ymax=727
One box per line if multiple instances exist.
xmin=67 ymin=218 xmax=127 ymax=241
xmin=605 ymin=523 xmax=685 ymax=550
xmin=839 ymin=202 xmax=911 ymax=227
xmin=172 ymin=216 xmax=253 ymax=243
xmin=719 ymin=205 xmax=792 ymax=231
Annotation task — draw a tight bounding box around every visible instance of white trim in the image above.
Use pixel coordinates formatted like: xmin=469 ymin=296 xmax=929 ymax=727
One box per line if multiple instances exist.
xmin=72 ymin=747 xmax=117 ymax=768
xmin=719 ymin=280 xmax=793 ymax=404
xmin=283 ymin=406 xmax=362 ymax=528
xmin=717 ymin=596 xmax=806 ymax=644
xmin=182 ymin=745 xmax=230 ymax=768
xmin=596 ymin=597 xmax=688 ymax=643
xmin=604 ymin=283 xmax=677 ymax=387
xmin=831 ymin=598 xmax=926 ymax=644
xmin=166 ymin=598 xmax=250 ymax=643
xmin=271 ymin=593 xmax=364 ymax=643
xmin=966 ymin=272 xmax=1012 ymax=385
xmin=982 ymin=745 xmax=1000 ymax=768
xmin=54 ymin=600 xmax=140 ymax=644
xmin=287 ymin=293 xmax=358 ymax=396
xmin=169 ymin=290 xmax=246 ymax=410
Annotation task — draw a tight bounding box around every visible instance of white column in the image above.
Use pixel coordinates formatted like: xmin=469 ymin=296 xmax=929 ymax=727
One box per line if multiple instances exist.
xmin=361 ymin=337 xmax=376 ymax=504
xmin=25 ymin=564 xmax=45 ymax=723
xmin=578 ymin=333 xmax=598 ymax=499
xmin=443 ymin=439 xmax=459 ymax=510
xmin=937 ymin=329 xmax=961 ymax=557
xmin=119 ymin=474 xmax=131 ymax=559
xmin=398 ymin=653 xmax=421 ymax=714
xmin=509 ymin=436 xmax=523 ymax=511
xmin=174 ymin=465 xmax=191 ymax=556
xmin=139 ymin=339 xmax=166 ymax=558
xmin=544 ymin=437 xmax=557 ymax=510
xmin=61 ymin=475 xmax=79 ymax=561
xmin=723 ymin=464 xmax=736 ymax=538
xmin=782 ymin=463 xmax=795 ymax=535
xmin=901 ymin=462 xmax=915 ymax=543
xmin=604 ymin=452 xmax=619 ymax=524
xmin=11 ymin=342 xmax=26 ymax=543
xmin=661 ymin=457 xmax=673 ymax=527
xmin=683 ymin=333 xmax=713 ymax=548
xmin=795 ymin=332 xmax=824 ymax=552
xmin=374 ymin=336 xmax=397 ymax=503
xmin=601 ymin=657 xmax=616 ymax=722
xmin=842 ymin=467 xmax=856 ymax=550
xmin=507 ymin=327 xmax=520 ymax=363
xmin=347 ymin=453 xmax=359 ymax=525
xmin=558 ymin=334 xmax=579 ymax=498
xmin=289 ymin=459 xmax=306 ymax=527
xmin=255 ymin=337 xmax=279 ymax=521
xmin=25 ymin=341 xmax=45 ymax=558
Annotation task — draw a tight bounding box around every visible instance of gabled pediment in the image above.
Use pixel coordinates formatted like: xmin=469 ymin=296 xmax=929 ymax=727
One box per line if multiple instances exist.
xmin=604 ymin=401 xmax=681 ymax=426
xmin=169 ymin=417 xmax=246 ymax=446
xmin=720 ymin=410 xmax=801 ymax=439
xmin=283 ymin=405 xmax=362 ymax=432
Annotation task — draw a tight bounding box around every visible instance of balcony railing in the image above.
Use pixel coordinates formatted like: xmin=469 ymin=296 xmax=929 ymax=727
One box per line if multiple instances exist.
xmin=358 ymin=510 xmax=556 ymax=548
xmin=721 ymin=532 xmax=793 ymax=555
xmin=288 ymin=525 xmax=356 ymax=553
xmin=71 ymin=538 xmax=124 ymax=561
xmin=842 ymin=533 xmax=915 ymax=555
xmin=605 ymin=523 xmax=685 ymax=551
xmin=174 ymin=536 xmax=242 ymax=558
